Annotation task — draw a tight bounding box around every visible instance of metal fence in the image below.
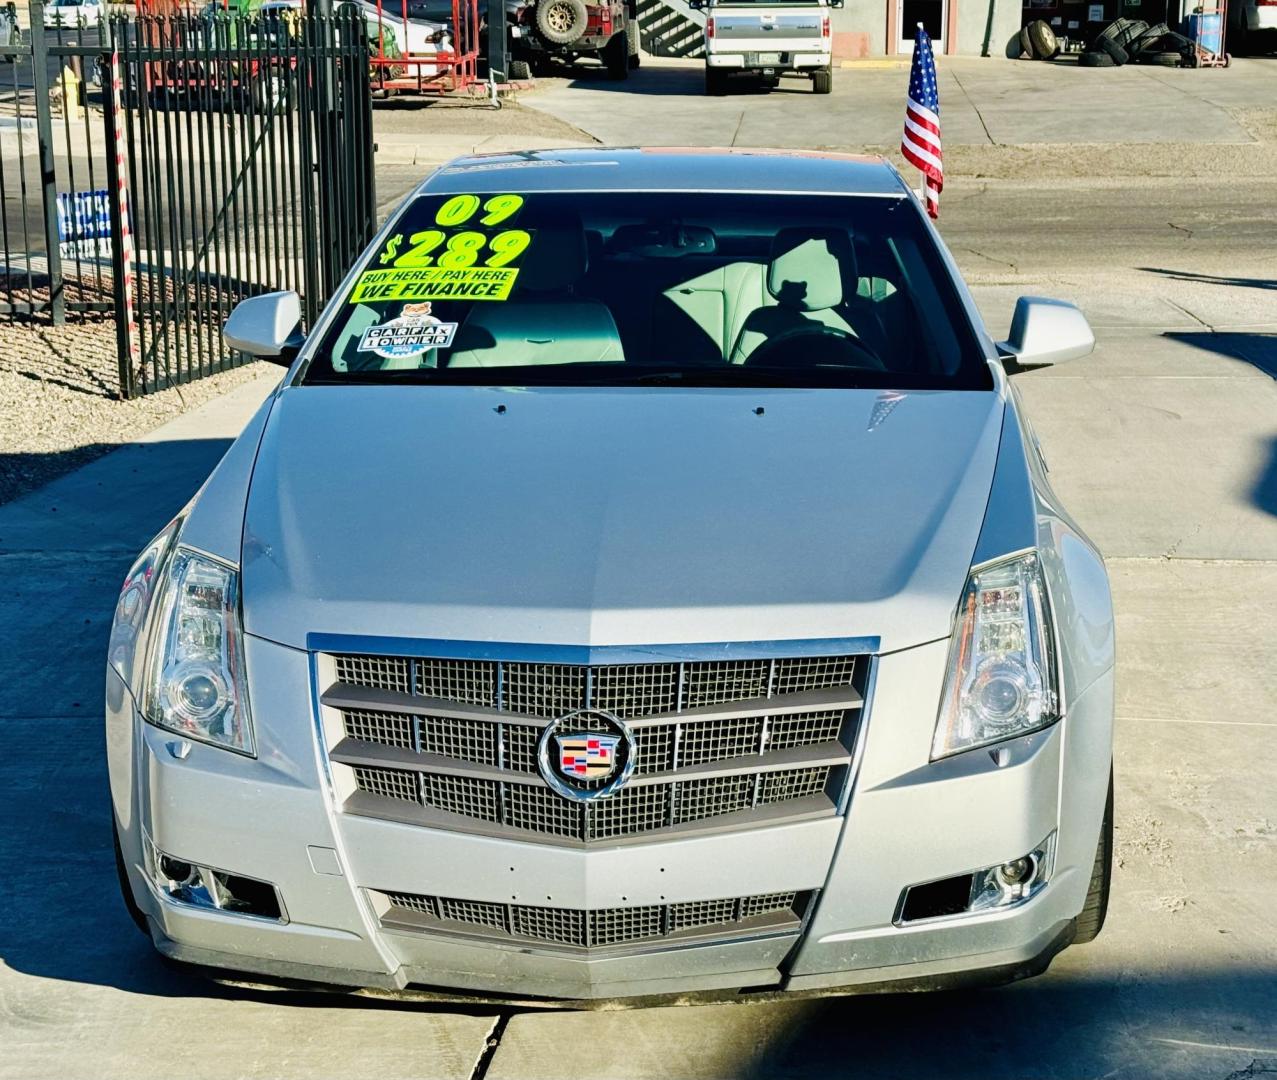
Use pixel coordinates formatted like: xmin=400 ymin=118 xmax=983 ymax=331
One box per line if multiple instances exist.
xmin=0 ymin=4 xmax=375 ymax=397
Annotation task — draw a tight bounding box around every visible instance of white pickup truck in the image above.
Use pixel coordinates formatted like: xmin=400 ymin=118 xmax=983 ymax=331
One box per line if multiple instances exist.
xmin=693 ymin=0 xmax=842 ymax=95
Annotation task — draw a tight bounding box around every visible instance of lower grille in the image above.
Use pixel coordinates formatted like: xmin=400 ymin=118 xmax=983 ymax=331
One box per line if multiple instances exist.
xmin=375 ymin=889 xmax=808 ymax=951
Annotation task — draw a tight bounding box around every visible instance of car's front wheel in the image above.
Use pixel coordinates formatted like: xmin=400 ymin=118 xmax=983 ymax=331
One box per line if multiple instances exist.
xmin=1074 ymin=768 xmax=1114 ymax=943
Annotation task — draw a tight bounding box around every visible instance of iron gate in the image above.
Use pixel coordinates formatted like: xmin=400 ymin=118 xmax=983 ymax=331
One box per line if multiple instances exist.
xmin=1 ymin=4 xmax=376 ymax=397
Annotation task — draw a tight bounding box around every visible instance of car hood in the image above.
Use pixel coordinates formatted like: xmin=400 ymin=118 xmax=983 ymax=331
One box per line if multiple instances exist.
xmin=241 ymin=384 xmax=1005 ymax=654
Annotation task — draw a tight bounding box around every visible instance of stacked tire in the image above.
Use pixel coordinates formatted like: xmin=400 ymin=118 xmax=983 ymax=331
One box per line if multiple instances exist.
xmin=1079 ymin=17 xmax=1147 ymax=66
xmin=1079 ymin=17 xmax=1195 ymax=67
xmin=1127 ymin=22 xmax=1197 ymax=65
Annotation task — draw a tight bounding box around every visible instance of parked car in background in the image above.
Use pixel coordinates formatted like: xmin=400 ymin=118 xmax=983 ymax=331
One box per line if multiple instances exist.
xmin=506 ymin=0 xmax=636 ymax=79
xmin=108 ymin=148 xmax=1115 ymax=1005
xmin=1228 ymin=0 xmax=1277 ymax=53
xmin=44 ymin=0 xmax=102 ymax=26
xmin=694 ymin=0 xmax=841 ymax=95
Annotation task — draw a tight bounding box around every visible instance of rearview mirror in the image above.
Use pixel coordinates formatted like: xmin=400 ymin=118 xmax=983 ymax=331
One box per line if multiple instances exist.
xmin=224 ymin=291 xmax=305 ymax=366
xmin=997 ymin=296 xmax=1094 ymax=369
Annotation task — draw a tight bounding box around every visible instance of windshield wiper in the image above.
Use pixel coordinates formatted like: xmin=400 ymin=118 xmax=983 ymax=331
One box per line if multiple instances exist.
xmin=549 ymin=365 xmax=879 ymax=388
xmin=305 ymin=363 xmax=920 ymax=390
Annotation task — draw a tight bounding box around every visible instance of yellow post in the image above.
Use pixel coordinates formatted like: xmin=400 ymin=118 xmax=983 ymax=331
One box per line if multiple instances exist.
xmin=59 ymin=64 xmax=82 ymax=119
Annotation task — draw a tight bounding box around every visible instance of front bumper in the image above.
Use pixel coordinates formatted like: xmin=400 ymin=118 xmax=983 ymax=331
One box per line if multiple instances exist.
xmin=108 ymin=637 xmax=1113 ymax=1002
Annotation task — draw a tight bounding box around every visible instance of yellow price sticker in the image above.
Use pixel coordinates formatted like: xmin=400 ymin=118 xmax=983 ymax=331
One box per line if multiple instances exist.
xmin=389 ymin=228 xmax=532 ymax=270
xmin=350 ymin=266 xmax=520 ymax=304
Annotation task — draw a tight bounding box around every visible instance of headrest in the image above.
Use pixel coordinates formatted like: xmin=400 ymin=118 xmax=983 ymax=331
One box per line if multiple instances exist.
xmin=767 ymin=228 xmax=855 ymax=312
xmin=517 ymin=220 xmax=588 ymax=293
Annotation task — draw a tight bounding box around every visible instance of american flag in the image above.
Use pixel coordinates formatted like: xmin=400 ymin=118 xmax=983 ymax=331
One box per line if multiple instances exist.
xmin=901 ymin=24 xmax=943 ymax=219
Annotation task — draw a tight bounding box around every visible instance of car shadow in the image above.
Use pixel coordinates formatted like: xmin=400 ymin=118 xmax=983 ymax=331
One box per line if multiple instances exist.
xmin=731 ymin=969 xmax=1277 ymax=1079
xmin=1161 ymin=329 xmax=1277 ymax=518
xmin=1161 ymin=329 xmax=1277 ymax=378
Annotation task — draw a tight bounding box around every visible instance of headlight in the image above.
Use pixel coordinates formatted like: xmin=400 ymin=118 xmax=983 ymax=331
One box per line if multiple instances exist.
xmin=932 ymin=551 xmax=1058 ymax=759
xmin=108 ymin=517 xmax=181 ymax=682
xmin=143 ymin=549 xmax=255 ymax=756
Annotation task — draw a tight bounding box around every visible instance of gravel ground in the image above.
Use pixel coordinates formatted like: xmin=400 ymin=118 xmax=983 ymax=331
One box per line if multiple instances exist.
xmin=0 ymin=91 xmax=583 ymax=510
xmin=0 ymin=317 xmax=265 ymax=506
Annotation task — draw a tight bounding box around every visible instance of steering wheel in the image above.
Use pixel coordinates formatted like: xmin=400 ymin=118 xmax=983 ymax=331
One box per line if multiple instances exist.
xmin=743 ymin=323 xmax=886 ymax=371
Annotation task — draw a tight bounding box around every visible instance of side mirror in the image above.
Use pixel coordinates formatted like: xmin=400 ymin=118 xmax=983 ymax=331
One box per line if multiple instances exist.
xmin=223 ymin=291 xmax=305 ymax=366
xmin=688 ymin=0 xmax=704 ymax=10
xmin=829 ymin=0 xmax=844 ymax=8
xmin=997 ymin=296 xmax=1094 ymax=369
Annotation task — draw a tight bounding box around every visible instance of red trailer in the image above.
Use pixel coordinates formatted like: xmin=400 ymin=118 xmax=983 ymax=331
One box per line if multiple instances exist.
xmin=361 ymin=0 xmax=482 ymax=95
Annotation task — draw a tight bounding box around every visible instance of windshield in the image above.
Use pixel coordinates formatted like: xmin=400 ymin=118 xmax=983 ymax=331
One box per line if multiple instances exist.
xmin=303 ymin=190 xmax=990 ymax=390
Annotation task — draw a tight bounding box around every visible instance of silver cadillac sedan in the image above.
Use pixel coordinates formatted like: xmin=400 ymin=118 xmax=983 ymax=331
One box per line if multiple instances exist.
xmin=106 ymin=148 xmax=1115 ymax=1003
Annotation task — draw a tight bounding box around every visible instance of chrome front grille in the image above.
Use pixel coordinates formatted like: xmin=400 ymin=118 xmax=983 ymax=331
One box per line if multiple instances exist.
xmin=374 ymin=888 xmax=809 ymax=951
xmin=332 ymin=654 xmax=857 ymax=718
xmin=323 ymin=651 xmax=866 ymax=845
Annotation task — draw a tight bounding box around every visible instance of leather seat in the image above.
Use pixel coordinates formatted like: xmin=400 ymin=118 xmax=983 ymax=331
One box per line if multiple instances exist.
xmin=447 ymin=222 xmax=623 ymax=368
xmin=729 ymin=228 xmax=857 ymax=365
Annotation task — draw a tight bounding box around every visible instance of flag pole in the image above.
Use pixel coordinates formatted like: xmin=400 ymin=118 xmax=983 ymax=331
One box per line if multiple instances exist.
xmin=916 ymin=22 xmax=927 ymax=208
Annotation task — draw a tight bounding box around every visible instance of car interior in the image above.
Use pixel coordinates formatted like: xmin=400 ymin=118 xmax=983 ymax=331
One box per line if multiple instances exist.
xmin=324 ymin=205 xmax=971 ymax=380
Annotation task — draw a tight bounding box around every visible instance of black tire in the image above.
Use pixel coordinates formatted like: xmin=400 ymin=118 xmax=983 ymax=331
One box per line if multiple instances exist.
xmin=1141 ymin=48 xmax=1188 ymax=65
xmin=1028 ymin=18 xmax=1058 ymax=58
xmin=1115 ymin=17 xmax=1148 ymax=47
xmin=1128 ymin=20 xmax=1169 ymax=50
xmin=535 ymin=0 xmax=588 ymax=46
xmin=811 ymin=66 xmax=832 ymax=94
xmin=705 ymin=67 xmax=728 ymax=95
xmin=114 ymin=822 xmax=151 ymax=939
xmin=1096 ymin=16 xmax=1133 ymax=42
xmin=603 ymin=32 xmax=628 ymax=79
xmin=1019 ymin=25 xmax=1034 ymax=58
xmin=508 ymin=58 xmax=532 ymax=80
xmin=1098 ymin=35 xmax=1129 ymax=64
xmin=1078 ymin=49 xmax=1115 ymax=66
xmin=1074 ymin=769 xmax=1114 ymax=944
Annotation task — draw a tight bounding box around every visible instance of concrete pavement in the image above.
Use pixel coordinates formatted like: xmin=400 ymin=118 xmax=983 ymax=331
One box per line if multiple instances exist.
xmin=525 ymin=53 xmax=1277 ymax=148
xmin=1 ymin=274 xmax=1274 ymax=1079
xmin=2 ymin=73 xmax=1276 ymax=1077
xmin=0 ymin=372 xmax=503 ymax=1080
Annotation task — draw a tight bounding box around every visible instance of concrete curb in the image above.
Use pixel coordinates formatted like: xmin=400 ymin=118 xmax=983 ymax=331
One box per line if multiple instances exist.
xmin=837 ymin=59 xmax=909 ymax=69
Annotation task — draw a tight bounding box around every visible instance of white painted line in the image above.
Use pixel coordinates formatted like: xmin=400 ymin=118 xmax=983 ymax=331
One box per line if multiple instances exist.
xmin=1119 ymin=716 xmax=1276 ymax=730
xmin=1152 ymin=1037 xmax=1277 ymax=1055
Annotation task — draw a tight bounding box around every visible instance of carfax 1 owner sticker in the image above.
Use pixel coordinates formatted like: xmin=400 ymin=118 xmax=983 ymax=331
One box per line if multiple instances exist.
xmin=351 ymin=193 xmax=532 ymax=304
xmin=357 ymin=303 xmax=457 ymax=359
